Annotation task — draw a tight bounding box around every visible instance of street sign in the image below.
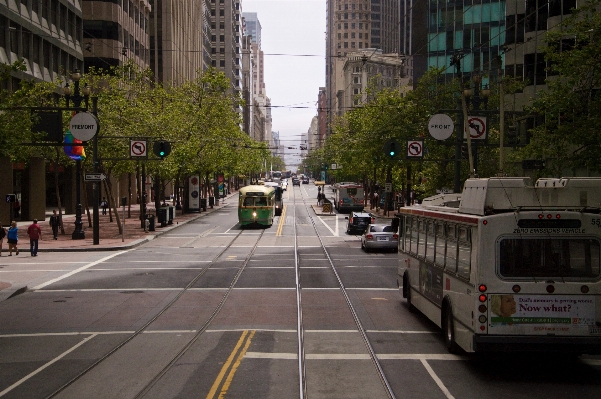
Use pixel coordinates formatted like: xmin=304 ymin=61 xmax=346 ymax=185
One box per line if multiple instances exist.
xmin=407 ymin=140 xmax=424 ymax=158
xmin=70 ymin=112 xmax=99 ymax=141
xmin=331 ymin=163 xmax=337 ymax=170
xmin=130 ymin=140 xmax=147 ymax=157
xmin=385 ymin=183 xmax=392 ymax=193
xmin=428 ymin=114 xmax=454 ymax=140
xmin=464 ymin=116 xmax=487 ymax=140
xmin=84 ymin=173 xmax=106 ymax=181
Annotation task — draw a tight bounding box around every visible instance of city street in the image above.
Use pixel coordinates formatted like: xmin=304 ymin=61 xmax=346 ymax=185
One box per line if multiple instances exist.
xmin=0 ymin=183 xmax=600 ymax=399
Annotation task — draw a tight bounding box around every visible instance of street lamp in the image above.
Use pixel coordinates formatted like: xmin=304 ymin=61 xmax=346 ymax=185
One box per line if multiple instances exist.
xmin=462 ymin=73 xmax=490 ymax=175
xmin=63 ymin=69 xmax=89 ymax=240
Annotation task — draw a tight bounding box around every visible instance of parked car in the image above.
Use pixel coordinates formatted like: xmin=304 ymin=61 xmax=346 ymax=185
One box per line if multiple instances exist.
xmin=345 ymin=211 xmax=374 ymax=234
xmin=292 ymin=178 xmax=301 ymax=186
xmin=361 ymin=224 xmax=398 ymax=252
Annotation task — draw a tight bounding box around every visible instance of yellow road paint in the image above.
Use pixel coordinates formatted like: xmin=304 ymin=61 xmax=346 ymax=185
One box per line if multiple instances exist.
xmin=218 ymin=330 xmax=256 ymax=398
xmin=276 ymin=205 xmax=287 ymax=236
xmin=206 ymin=330 xmax=249 ymax=399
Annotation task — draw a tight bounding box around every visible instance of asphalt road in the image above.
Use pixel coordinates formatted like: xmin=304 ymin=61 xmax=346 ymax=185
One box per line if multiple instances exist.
xmin=0 ymin=182 xmax=600 ymax=399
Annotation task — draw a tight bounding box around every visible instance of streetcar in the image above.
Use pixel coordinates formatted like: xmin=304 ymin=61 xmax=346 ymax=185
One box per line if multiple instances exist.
xmin=333 ymin=182 xmax=365 ymax=213
xmin=398 ymin=177 xmax=601 ymax=354
xmin=238 ymin=185 xmax=276 ymax=227
xmin=264 ymin=181 xmax=284 ymax=216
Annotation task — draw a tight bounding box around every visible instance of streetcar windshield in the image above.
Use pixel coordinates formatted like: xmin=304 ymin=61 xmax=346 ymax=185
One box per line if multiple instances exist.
xmin=499 ymin=238 xmax=601 ymax=279
xmin=242 ymin=197 xmax=268 ymax=207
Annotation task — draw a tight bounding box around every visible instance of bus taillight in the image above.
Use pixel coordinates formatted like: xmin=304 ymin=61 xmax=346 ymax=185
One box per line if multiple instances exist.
xmin=478 ymin=284 xmax=487 ymax=292
xmin=478 ymin=304 xmax=487 ymax=313
xmin=546 ymin=285 xmax=555 ymax=293
xmin=478 ymin=294 xmax=487 ymax=302
xmin=512 ymin=285 xmax=521 ymax=293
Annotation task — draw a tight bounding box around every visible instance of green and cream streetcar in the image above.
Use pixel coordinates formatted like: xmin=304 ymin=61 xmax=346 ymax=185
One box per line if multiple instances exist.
xmin=238 ymin=185 xmax=276 ymax=227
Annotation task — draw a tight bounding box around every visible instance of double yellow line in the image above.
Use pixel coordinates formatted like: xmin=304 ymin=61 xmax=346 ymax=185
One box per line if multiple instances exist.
xmin=276 ymin=205 xmax=287 ymax=236
xmin=206 ymin=330 xmax=256 ymax=399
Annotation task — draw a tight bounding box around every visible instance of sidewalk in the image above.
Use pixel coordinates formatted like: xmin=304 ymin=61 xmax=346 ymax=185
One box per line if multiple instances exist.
xmin=1 ymin=193 xmax=237 ymax=253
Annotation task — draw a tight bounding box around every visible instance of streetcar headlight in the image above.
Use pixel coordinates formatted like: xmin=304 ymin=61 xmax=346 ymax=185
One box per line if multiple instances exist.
xmin=252 ymin=212 xmax=257 ymax=217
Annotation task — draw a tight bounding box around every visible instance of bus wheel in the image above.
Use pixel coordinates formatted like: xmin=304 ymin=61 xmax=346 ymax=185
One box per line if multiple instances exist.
xmin=443 ymin=304 xmax=460 ymax=354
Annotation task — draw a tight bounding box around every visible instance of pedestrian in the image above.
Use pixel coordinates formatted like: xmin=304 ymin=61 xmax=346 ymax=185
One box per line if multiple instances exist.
xmin=317 ymin=192 xmax=321 ymax=206
xmin=49 ymin=210 xmax=61 ymax=240
xmin=101 ymin=197 xmax=108 ymax=215
xmin=0 ymin=222 xmax=5 ymax=256
xmin=373 ymin=191 xmax=379 ymax=210
xmin=7 ymin=221 xmax=19 ymax=256
xmin=27 ymin=219 xmax=42 ymax=257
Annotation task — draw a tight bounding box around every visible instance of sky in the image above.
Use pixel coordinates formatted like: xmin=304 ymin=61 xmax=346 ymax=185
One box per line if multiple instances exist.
xmin=243 ymin=0 xmax=326 ymax=168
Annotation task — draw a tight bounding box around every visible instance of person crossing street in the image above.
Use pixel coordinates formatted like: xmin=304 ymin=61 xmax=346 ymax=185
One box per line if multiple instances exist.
xmin=27 ymin=219 xmax=42 ymax=257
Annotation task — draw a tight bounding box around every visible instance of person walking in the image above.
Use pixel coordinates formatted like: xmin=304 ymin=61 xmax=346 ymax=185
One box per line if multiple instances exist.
xmin=100 ymin=197 xmax=108 ymax=215
xmin=0 ymin=222 xmax=5 ymax=256
xmin=49 ymin=210 xmax=61 ymax=240
xmin=7 ymin=221 xmax=19 ymax=256
xmin=27 ymin=219 xmax=42 ymax=257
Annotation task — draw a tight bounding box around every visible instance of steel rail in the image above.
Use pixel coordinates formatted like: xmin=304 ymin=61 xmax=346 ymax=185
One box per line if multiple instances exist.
xmin=44 ymin=214 xmax=261 ymax=399
xmin=299 ymin=186 xmax=397 ymax=399
xmin=293 ymin=185 xmax=308 ymax=399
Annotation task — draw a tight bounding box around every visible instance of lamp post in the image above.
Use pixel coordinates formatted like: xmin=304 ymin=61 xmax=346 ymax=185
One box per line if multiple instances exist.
xmin=462 ymin=73 xmax=490 ymax=176
xmin=64 ymin=69 xmax=90 ymax=240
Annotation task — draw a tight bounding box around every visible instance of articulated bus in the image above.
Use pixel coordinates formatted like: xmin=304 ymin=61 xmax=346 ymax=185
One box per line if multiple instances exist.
xmin=238 ymin=185 xmax=275 ymax=227
xmin=398 ymin=177 xmax=601 ymax=354
xmin=333 ymin=182 xmax=365 ymax=213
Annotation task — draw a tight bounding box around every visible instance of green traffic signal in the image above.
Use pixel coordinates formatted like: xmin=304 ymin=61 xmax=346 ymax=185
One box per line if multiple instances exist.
xmin=384 ymin=139 xmax=400 ymax=159
xmin=153 ymin=140 xmax=171 ymax=158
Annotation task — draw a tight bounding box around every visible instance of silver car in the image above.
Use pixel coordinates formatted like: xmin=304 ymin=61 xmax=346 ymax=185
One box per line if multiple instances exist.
xmin=361 ymin=224 xmax=398 ymax=252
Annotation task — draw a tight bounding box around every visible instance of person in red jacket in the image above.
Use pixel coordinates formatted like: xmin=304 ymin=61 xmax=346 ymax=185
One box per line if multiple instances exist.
xmin=27 ymin=219 xmax=42 ymax=257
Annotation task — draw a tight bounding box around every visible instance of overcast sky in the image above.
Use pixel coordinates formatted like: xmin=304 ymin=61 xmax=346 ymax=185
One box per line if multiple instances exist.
xmin=243 ymin=0 xmax=326 ymax=168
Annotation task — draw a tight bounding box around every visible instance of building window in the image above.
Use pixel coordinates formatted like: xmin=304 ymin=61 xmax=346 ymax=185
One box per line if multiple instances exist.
xmin=220 ymin=60 xmax=225 ymax=67
xmin=344 ymin=42 xmax=348 ymax=48
xmin=344 ymin=32 xmax=348 ymax=38
xmin=351 ymin=32 xmax=355 ymax=38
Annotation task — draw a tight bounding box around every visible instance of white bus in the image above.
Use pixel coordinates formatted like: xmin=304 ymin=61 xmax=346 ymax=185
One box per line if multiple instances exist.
xmin=398 ymin=177 xmax=601 ymax=354
xmin=333 ymin=182 xmax=365 ymax=213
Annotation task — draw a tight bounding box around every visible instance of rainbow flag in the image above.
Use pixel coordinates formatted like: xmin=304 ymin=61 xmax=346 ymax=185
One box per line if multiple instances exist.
xmin=63 ymin=130 xmax=86 ymax=161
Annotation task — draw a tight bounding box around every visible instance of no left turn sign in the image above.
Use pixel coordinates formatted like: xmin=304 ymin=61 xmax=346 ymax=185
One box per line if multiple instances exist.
xmin=131 ymin=140 xmax=147 ymax=157
xmin=407 ymin=140 xmax=423 ymax=158
xmin=464 ymin=116 xmax=487 ymax=140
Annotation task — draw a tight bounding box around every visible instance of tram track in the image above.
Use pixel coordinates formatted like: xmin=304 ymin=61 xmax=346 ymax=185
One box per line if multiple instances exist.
xmin=44 ymin=224 xmax=266 ymax=399
xmin=295 ymin=184 xmax=397 ymax=399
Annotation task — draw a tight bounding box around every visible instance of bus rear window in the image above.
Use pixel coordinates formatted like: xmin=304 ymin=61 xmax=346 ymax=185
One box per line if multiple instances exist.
xmin=499 ymin=238 xmax=601 ymax=279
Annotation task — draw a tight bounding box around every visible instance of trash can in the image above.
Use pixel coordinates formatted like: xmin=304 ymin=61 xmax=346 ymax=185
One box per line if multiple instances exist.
xmin=209 ymin=196 xmax=215 ymax=208
xmin=157 ymin=208 xmax=168 ymax=227
xmin=146 ymin=215 xmax=155 ymax=231
xmin=168 ymin=206 xmax=175 ymax=224
xmin=200 ymin=198 xmax=207 ymax=211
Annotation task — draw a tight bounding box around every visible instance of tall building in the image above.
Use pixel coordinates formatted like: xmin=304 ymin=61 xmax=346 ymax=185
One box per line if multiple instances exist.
xmin=210 ymin=0 xmax=242 ymax=96
xmin=399 ymin=0 xmax=428 ymax=88
xmin=325 ymin=0 xmax=400 ymax=135
xmin=83 ymin=0 xmax=151 ymax=73
xmin=148 ymin=0 xmax=210 ymax=85
xmin=242 ymin=12 xmax=261 ymax=47
xmin=0 ymin=0 xmax=84 ymax=89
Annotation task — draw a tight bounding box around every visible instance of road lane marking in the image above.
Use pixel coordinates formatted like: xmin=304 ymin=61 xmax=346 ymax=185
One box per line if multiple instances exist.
xmin=32 ymin=251 xmax=129 ymax=290
xmin=206 ymin=330 xmax=250 ymax=399
xmin=421 ymin=358 xmax=456 ymax=399
xmin=0 ymin=333 xmax=97 ymax=397
xmin=276 ymin=205 xmax=287 ymax=236
xmin=219 ymin=330 xmax=256 ymax=397
xmin=316 ymin=214 xmax=336 ymax=236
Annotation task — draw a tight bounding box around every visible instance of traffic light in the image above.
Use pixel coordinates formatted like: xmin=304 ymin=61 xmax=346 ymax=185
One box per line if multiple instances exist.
xmin=384 ymin=139 xmax=400 ymax=159
xmin=153 ymin=140 xmax=171 ymax=158
xmin=506 ymin=124 xmax=519 ymax=146
xmin=461 ymin=143 xmax=468 ymax=159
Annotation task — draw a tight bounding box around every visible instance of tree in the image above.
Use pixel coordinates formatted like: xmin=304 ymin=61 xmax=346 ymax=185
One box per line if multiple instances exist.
xmin=527 ymin=0 xmax=601 ymax=175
